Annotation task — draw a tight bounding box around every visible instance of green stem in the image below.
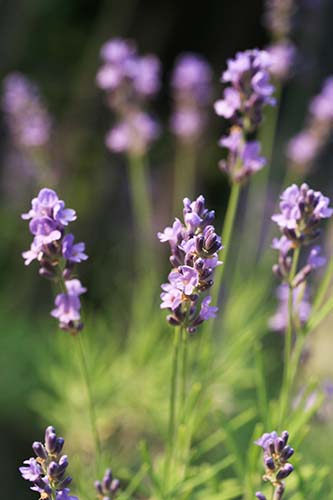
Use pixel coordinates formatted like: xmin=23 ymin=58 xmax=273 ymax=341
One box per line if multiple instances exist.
xmin=279 ymin=246 xmax=300 ymax=426
xmin=180 ymin=328 xmax=188 ymax=420
xmin=211 ymin=182 xmax=241 ymax=307
xmin=164 ymin=327 xmax=181 ymax=491
xmin=75 ymin=334 xmax=102 ymax=464
xmin=173 ymin=143 xmax=196 ymax=215
xmin=127 ymin=153 xmax=154 ymax=260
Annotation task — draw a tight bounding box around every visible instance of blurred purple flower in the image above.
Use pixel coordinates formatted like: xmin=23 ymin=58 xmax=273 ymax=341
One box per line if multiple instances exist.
xmin=2 ymin=72 xmax=51 ymax=148
xmin=51 ymin=279 xmax=86 ymax=330
xmin=269 ymin=283 xmax=311 ymax=332
xmin=170 ymin=53 xmax=212 ymax=141
xmin=62 ymin=234 xmax=88 ymax=263
xmin=267 ymin=41 xmax=296 ymax=80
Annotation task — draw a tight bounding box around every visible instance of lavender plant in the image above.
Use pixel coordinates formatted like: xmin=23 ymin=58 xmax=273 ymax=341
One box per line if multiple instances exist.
xmin=287 ymin=77 xmax=333 ymax=173
xmin=255 ymin=430 xmax=294 ymax=500
xmin=95 ymin=469 xmax=120 ymax=499
xmin=20 ymin=425 xmax=79 ymax=500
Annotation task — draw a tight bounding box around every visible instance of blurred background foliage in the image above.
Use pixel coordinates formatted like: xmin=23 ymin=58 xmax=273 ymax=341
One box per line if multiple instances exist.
xmin=1 ymin=0 xmax=333 ymax=499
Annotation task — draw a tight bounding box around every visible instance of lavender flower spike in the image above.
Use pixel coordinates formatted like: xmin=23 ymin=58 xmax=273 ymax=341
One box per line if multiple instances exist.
xmin=22 ymin=188 xmax=88 ymax=334
xmin=158 ymin=195 xmax=222 ymax=333
xmin=95 ymin=468 xmax=120 ymax=499
xmin=255 ymin=430 xmax=294 ymax=499
xmin=20 ymin=426 xmax=79 ymax=500
xmin=170 ymin=53 xmax=212 ymax=141
xmin=215 ymin=49 xmax=275 ymax=183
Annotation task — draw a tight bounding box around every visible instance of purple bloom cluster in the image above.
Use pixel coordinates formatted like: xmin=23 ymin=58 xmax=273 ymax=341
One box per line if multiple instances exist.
xmin=266 ymin=41 xmax=296 ymax=81
xmin=170 ymin=53 xmax=212 ymax=141
xmin=272 ymin=183 xmax=331 ymax=286
xmin=215 ymin=49 xmax=275 ymax=183
xmin=255 ymin=430 xmax=294 ymax=500
xmin=19 ymin=426 xmax=78 ymax=500
xmin=2 ymin=72 xmax=51 ymax=148
xmin=287 ymin=77 xmax=333 ymax=171
xmin=22 ymin=188 xmax=88 ymax=333
xmin=96 ymin=37 xmax=160 ymax=155
xmin=269 ymin=283 xmax=311 ymax=332
xmin=95 ymin=469 xmax=120 ymax=499
xmin=158 ymin=195 xmax=222 ymax=333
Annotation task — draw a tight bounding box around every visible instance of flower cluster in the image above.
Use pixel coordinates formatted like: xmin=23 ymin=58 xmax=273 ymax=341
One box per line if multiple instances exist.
xmin=2 ymin=72 xmax=51 ymax=148
xmin=170 ymin=53 xmax=212 ymax=142
xmin=266 ymin=41 xmax=296 ymax=81
xmin=22 ymin=188 xmax=88 ymax=333
xmin=272 ymin=183 xmax=331 ymax=286
xmin=19 ymin=426 xmax=78 ymax=500
xmin=269 ymin=283 xmax=311 ymax=332
xmin=214 ymin=49 xmax=275 ymax=183
xmin=158 ymin=195 xmax=222 ymax=333
xmin=255 ymin=430 xmax=294 ymax=500
xmin=95 ymin=469 xmax=120 ymax=499
xmin=287 ymin=77 xmax=333 ymax=171
xmin=96 ymin=37 xmax=160 ymax=155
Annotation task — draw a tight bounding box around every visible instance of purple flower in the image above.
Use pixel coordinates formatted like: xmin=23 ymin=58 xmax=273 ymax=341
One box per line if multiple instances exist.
xmin=19 ymin=458 xmax=42 ymax=482
xmin=20 ymin=426 xmax=79 ymax=500
xmin=95 ymin=468 xmax=120 ymax=500
xmin=287 ymin=131 xmax=319 ymax=166
xmin=157 ymin=218 xmax=183 ymax=246
xmin=131 ymin=55 xmax=161 ymax=97
xmin=56 ymin=489 xmax=79 ymax=500
xmin=214 ymin=88 xmax=241 ymax=119
xmin=215 ymin=49 xmax=275 ymax=182
xmin=307 ymin=246 xmax=326 ymax=269
xmin=255 ymin=430 xmax=294 ymax=493
xmin=62 ymin=234 xmax=88 ymax=263
xmin=105 ymin=111 xmax=159 ymax=154
xmin=287 ymin=76 xmax=333 ymax=171
xmin=169 ymin=266 xmax=199 ymax=295
xmin=269 ymin=284 xmax=311 ymax=332
xmin=160 ymin=282 xmax=183 ymax=310
xmin=22 ymin=188 xmax=87 ymax=333
xmin=51 ymin=279 xmax=86 ymax=330
xmin=267 ymin=41 xmax=296 ymax=80
xmin=158 ymin=195 xmax=222 ymax=333
xmin=170 ymin=53 xmax=212 ymax=141
xmin=2 ymin=72 xmax=51 ymax=148
xmin=199 ymin=296 xmax=218 ymax=321
xmin=171 ymin=53 xmax=212 ymax=104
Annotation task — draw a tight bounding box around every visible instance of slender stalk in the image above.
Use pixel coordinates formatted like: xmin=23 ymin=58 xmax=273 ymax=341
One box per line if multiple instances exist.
xmin=180 ymin=328 xmax=188 ymax=420
xmin=75 ymin=334 xmax=102 ymax=463
xmin=127 ymin=153 xmax=154 ymax=259
xmin=173 ymin=143 xmax=196 ymax=215
xmin=164 ymin=327 xmax=181 ymax=491
xmin=273 ymin=484 xmax=284 ymax=500
xmin=279 ymin=246 xmax=300 ymax=426
xmin=211 ymin=182 xmax=241 ymax=307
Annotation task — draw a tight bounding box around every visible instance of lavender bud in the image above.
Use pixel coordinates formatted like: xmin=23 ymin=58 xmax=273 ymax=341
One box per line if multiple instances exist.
xmin=32 ymin=441 xmax=48 ymax=460
xmin=276 ymin=463 xmax=294 ymax=479
xmin=267 ymin=439 xmax=275 ymax=455
xmin=195 ymin=235 xmax=204 ymax=253
xmin=265 ymin=456 xmax=275 ymax=470
xmin=102 ymin=469 xmax=113 ymax=490
xmin=110 ymin=478 xmax=120 ymax=492
xmin=256 ymin=493 xmax=267 ymax=500
xmin=167 ymin=315 xmax=180 ymax=326
xmin=94 ymin=480 xmax=103 ymax=495
xmin=274 ymin=437 xmax=284 ymax=453
xmin=281 ymin=446 xmax=294 ymax=461
xmin=54 ymin=437 xmax=65 ymax=454
xmin=58 ymin=455 xmax=69 ymax=473
xmin=47 ymin=461 xmax=59 ymax=477
xmin=281 ymin=430 xmax=289 ymax=445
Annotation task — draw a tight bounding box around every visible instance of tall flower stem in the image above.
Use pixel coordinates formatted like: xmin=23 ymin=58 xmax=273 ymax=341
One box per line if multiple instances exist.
xmin=75 ymin=334 xmax=102 ymax=466
xmin=279 ymin=246 xmax=300 ymax=426
xmin=180 ymin=328 xmax=188 ymax=420
xmin=164 ymin=327 xmax=181 ymax=491
xmin=211 ymin=182 xmax=241 ymax=307
xmin=128 ymin=153 xmax=154 ymax=265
